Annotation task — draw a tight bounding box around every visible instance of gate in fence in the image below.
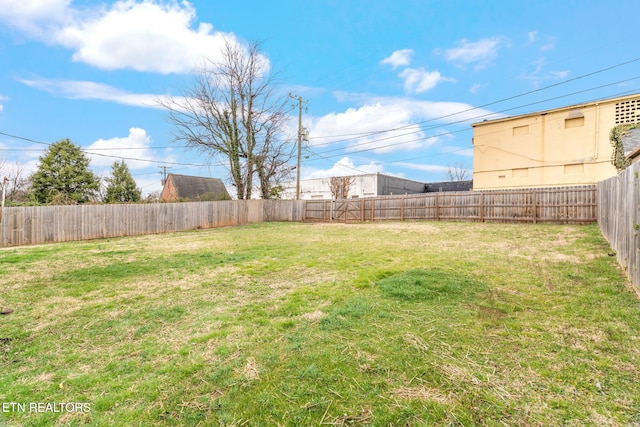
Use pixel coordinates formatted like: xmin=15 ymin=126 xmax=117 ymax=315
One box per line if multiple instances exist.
xmin=303 ymin=186 xmax=597 ymax=224
xmin=333 ymin=200 xmax=367 ymax=222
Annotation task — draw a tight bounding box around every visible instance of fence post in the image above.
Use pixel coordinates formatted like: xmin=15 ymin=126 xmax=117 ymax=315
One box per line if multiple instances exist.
xmin=479 ymin=192 xmax=484 ymax=222
xmin=400 ymin=197 xmax=404 ymax=221
xmin=371 ymin=199 xmax=375 ymax=221
xmin=0 ymin=207 xmax=4 ymax=247
xmin=361 ymin=199 xmax=364 ymax=223
xmin=532 ymin=191 xmax=537 ymax=224
xmin=436 ymin=193 xmax=440 ymax=221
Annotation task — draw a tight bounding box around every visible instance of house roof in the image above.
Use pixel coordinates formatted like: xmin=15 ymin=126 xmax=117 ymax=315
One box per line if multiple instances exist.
xmin=165 ymin=174 xmax=230 ymax=200
xmin=622 ymin=128 xmax=640 ymax=159
xmin=472 ymin=92 xmax=640 ymax=128
xmin=622 ymin=127 xmax=640 ymax=155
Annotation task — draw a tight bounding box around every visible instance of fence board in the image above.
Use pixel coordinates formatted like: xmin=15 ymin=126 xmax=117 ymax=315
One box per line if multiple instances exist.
xmin=0 ymin=200 xmax=306 ymax=247
xmin=0 ymin=187 xmax=598 ymax=248
xmin=598 ymin=162 xmax=640 ymax=290
xmin=304 ymin=186 xmax=597 ymax=225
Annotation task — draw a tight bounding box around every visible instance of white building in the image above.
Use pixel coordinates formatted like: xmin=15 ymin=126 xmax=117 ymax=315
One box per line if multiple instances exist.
xmin=279 ymin=173 xmax=429 ymax=200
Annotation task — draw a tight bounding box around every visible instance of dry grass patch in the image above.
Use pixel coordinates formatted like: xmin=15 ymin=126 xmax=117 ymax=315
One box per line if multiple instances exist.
xmin=235 ymin=357 xmax=260 ymax=382
xmin=393 ymin=386 xmax=452 ymax=405
xmin=1 ymin=222 xmax=639 ymax=426
xmin=302 ymin=310 xmax=327 ymax=322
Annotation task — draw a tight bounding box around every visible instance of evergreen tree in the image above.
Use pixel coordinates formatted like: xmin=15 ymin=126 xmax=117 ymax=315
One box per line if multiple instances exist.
xmin=30 ymin=139 xmax=99 ymax=204
xmin=104 ymin=160 xmax=142 ymax=203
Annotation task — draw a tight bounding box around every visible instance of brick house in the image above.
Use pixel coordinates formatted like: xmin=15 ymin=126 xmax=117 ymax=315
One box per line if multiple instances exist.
xmin=159 ymin=174 xmax=231 ymax=202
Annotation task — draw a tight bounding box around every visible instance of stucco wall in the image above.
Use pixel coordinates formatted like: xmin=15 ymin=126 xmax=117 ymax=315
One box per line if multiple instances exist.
xmin=471 ymin=95 xmax=637 ymax=189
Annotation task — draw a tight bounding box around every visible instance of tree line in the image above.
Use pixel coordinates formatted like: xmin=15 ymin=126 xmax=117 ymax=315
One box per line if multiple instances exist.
xmin=2 ymin=39 xmax=296 ymax=206
xmin=2 ymin=39 xmax=476 ymax=206
xmin=1 ymin=139 xmax=142 ymax=206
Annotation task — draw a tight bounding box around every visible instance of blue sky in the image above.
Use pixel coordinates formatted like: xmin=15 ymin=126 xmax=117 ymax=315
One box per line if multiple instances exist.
xmin=1 ymin=0 xmax=639 ymax=196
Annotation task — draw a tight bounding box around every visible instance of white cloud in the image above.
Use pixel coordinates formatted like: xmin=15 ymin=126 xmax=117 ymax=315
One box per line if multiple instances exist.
xmin=469 ymin=83 xmax=487 ymax=94
xmin=549 ymin=70 xmax=570 ymax=79
xmin=441 ymin=36 xmax=510 ymax=70
xmin=0 ymin=141 xmax=41 ymax=178
xmin=526 ymin=30 xmax=556 ymax=52
xmin=58 ymin=1 xmax=240 ymax=73
xmin=0 ymin=95 xmax=7 ymax=112
xmin=0 ymin=0 xmax=72 ymax=38
xmin=519 ymin=58 xmax=570 ymax=85
xmin=380 ymin=49 xmax=414 ymax=69
xmin=304 ymin=157 xmax=383 ymax=180
xmin=399 ymin=68 xmax=455 ymax=94
xmin=132 ymin=174 xmax=163 ymax=197
xmin=393 ymin=162 xmax=450 ymax=174
xmin=85 ymin=128 xmax=157 ymax=170
xmin=308 ymin=95 xmax=498 ymax=155
xmin=309 ymin=102 xmax=423 ymax=154
xmin=18 ymin=78 xmax=162 ymax=108
xmin=1 ymin=0 xmax=259 ymax=74
xmin=440 ymin=146 xmax=474 ymax=157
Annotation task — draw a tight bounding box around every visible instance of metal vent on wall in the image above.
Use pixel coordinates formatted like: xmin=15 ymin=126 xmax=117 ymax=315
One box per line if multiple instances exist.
xmin=615 ymin=99 xmax=640 ymax=124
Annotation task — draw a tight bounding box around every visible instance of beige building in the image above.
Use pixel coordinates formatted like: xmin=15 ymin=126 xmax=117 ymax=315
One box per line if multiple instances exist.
xmin=472 ymin=93 xmax=640 ymax=189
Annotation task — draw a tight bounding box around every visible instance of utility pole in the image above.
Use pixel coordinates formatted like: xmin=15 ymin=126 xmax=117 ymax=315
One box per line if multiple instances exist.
xmin=1 ymin=176 xmax=6 ymax=209
xmin=289 ymin=94 xmax=308 ymax=200
xmin=158 ymin=165 xmax=172 ymax=186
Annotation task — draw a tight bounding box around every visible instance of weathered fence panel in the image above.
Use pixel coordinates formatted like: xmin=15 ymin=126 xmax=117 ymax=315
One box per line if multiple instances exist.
xmin=305 ymin=186 xmax=597 ymax=225
xmin=0 ymin=200 xmax=305 ymax=247
xmin=0 ymin=186 xmax=599 ymax=248
xmin=598 ymin=162 xmax=640 ymax=290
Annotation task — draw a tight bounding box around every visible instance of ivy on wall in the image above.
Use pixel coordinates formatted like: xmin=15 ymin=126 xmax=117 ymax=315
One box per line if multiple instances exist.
xmin=610 ymin=123 xmax=640 ymax=172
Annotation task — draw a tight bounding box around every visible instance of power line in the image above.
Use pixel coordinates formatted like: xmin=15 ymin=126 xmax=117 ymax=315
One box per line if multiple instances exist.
xmin=0 ymin=131 xmax=210 ymax=167
xmin=307 ymin=56 xmax=640 ymax=145
xmin=301 ymin=86 xmax=640 ymax=173
xmin=308 ymin=82 xmax=640 ymax=160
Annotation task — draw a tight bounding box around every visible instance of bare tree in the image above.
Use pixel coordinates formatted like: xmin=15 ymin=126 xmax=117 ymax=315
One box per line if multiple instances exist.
xmin=158 ymin=39 xmax=293 ymax=199
xmin=444 ymin=162 xmax=471 ymax=181
xmin=0 ymin=159 xmax=31 ymax=204
xmin=329 ymin=176 xmax=355 ymax=199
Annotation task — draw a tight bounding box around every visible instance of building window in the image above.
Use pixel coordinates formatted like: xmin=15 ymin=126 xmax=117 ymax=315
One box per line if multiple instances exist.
xmin=565 ymin=117 xmax=584 ymax=128
xmin=615 ymin=98 xmax=640 ymax=124
xmin=512 ymin=125 xmax=529 ymax=136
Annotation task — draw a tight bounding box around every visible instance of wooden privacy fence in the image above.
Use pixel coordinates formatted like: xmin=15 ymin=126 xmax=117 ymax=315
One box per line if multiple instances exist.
xmin=598 ymin=162 xmax=640 ymax=290
xmin=304 ymin=186 xmax=597 ymax=224
xmin=0 ymin=200 xmax=305 ymax=247
xmin=0 ymin=186 xmax=598 ymax=248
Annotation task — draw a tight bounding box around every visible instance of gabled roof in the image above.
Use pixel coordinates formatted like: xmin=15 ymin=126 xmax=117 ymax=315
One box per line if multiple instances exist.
xmin=164 ymin=174 xmax=230 ymax=201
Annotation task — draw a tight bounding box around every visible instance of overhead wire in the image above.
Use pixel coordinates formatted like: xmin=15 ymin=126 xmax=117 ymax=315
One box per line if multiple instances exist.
xmin=2 ymin=55 xmax=640 ymax=180
xmin=306 ymin=55 xmax=640 ymax=144
xmin=305 ymin=81 xmax=640 ymax=162
xmin=301 ymin=84 xmax=640 ymax=174
xmin=0 ymin=131 xmax=211 ymax=167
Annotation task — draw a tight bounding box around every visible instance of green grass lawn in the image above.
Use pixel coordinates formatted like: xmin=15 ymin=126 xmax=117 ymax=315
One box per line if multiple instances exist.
xmin=1 ymin=221 xmax=639 ymax=426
